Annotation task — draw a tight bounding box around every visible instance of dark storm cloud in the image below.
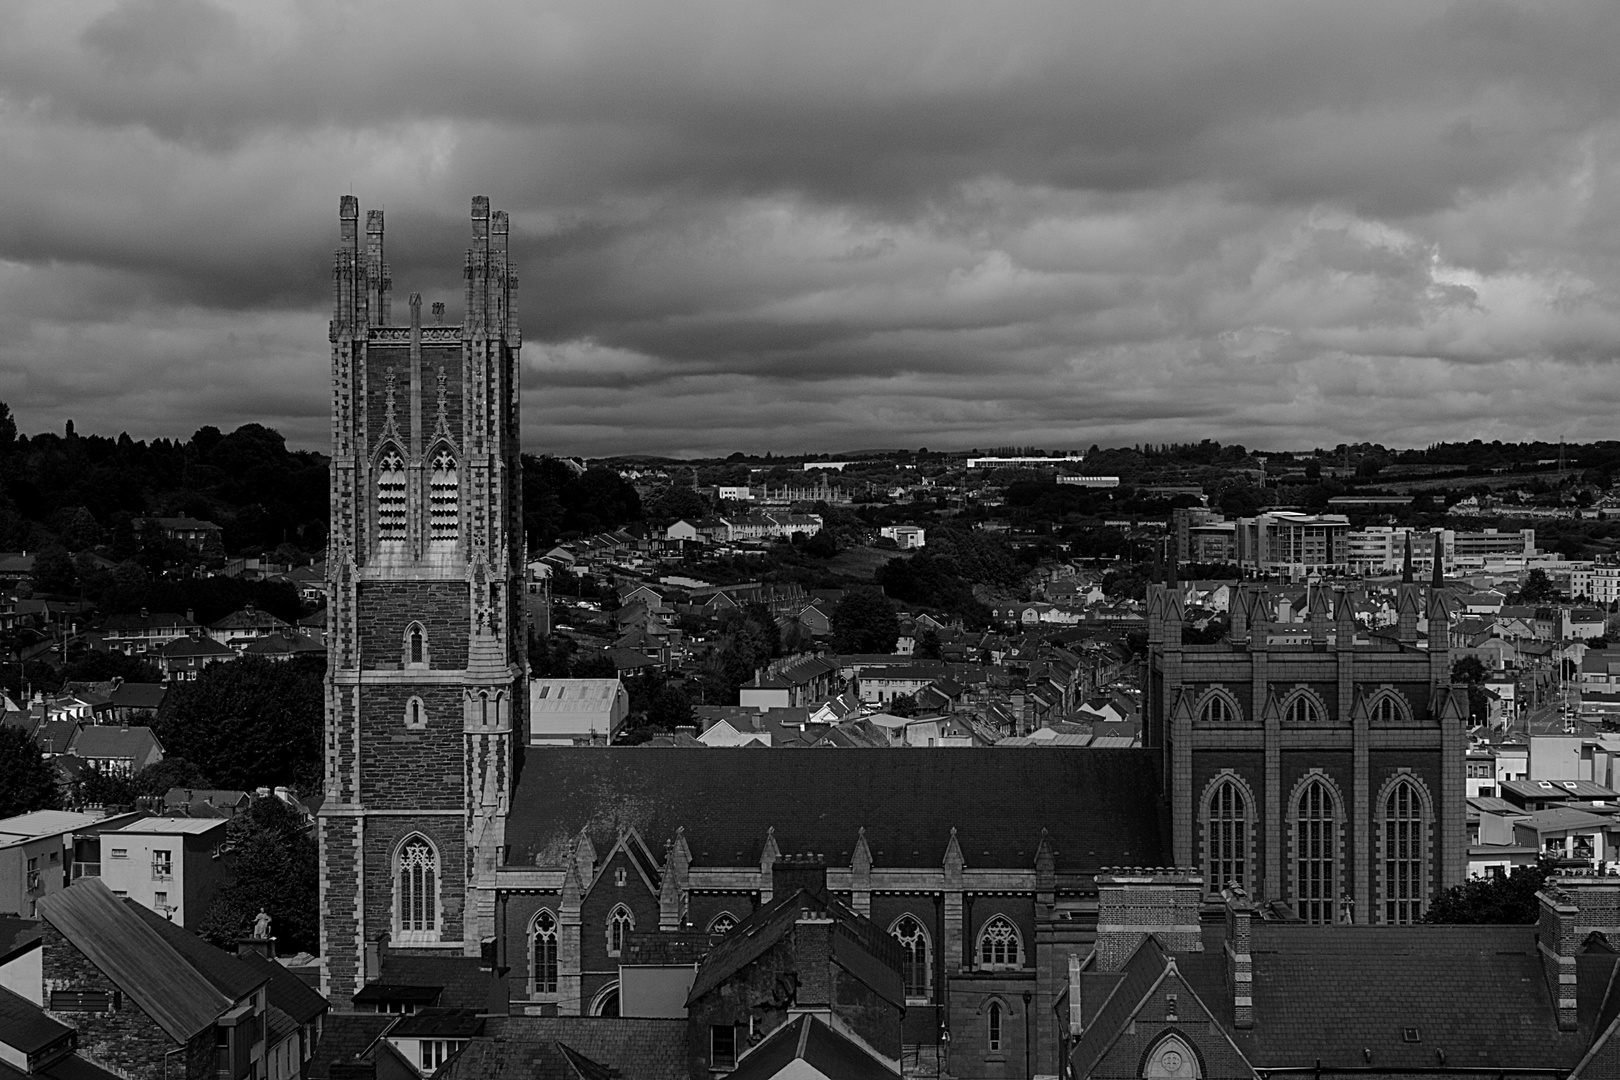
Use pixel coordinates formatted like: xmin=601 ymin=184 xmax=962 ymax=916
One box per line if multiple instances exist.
xmin=2 ymin=0 xmax=1620 ymax=454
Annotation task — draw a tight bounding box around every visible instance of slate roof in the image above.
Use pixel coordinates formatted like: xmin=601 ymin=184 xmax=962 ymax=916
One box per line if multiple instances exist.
xmin=235 ymin=951 xmax=329 ymax=1025
xmin=388 ymin=1008 xmax=483 ymax=1038
xmin=437 ymin=1017 xmax=686 ymax=1080
xmin=67 ymin=725 xmax=162 ymax=762
xmin=1184 ymin=924 xmax=1602 ymax=1069
xmin=357 ymin=953 xmax=494 ymax=1011
xmin=687 ymin=887 xmax=903 ymax=1008
xmin=36 ymin=879 xmax=264 ymax=1043
xmin=1071 ymin=937 xmax=1169 ymax=1077
xmin=160 ymin=636 xmax=235 ymax=659
xmin=0 ymin=917 xmax=41 ymax=964
xmin=505 ymin=747 xmax=1166 ymax=871
xmin=307 ymin=1014 xmax=396 ymax=1080
xmin=0 ymin=984 xmax=71 ymax=1054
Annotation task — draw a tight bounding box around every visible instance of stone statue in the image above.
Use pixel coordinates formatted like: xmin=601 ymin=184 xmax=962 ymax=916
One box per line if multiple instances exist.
xmin=253 ymin=908 xmax=272 ymax=940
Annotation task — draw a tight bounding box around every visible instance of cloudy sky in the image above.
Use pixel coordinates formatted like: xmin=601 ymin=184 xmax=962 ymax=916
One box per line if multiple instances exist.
xmin=3 ymin=0 xmax=1620 ymax=457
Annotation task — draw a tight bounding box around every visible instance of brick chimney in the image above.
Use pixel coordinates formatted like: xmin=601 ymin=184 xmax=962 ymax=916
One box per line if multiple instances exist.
xmin=1094 ymin=868 xmax=1204 ymax=971
xmin=1537 ymin=876 xmax=1620 ymax=1032
xmin=1222 ymin=885 xmax=1255 ymax=1029
xmin=772 ymin=853 xmax=828 ymax=901
xmin=793 ymin=906 xmax=834 ymax=1009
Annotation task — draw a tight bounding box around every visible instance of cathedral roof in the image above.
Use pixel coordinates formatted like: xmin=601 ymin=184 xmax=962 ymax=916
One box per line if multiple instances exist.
xmin=504 ymin=747 xmax=1166 ymax=872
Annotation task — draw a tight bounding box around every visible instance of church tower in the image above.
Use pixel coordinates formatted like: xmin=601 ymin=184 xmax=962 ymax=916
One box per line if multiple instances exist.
xmin=319 ymin=196 xmax=526 ymax=1002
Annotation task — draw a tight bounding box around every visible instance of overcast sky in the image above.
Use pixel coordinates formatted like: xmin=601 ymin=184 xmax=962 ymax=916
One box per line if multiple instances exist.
xmin=3 ymin=1 xmax=1619 ymax=457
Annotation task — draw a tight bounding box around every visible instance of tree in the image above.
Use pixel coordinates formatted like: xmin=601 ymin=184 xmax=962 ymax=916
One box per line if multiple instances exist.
xmin=1519 ymin=569 xmax=1557 ymax=604
xmin=1450 ymin=655 xmax=1491 ymax=725
xmin=30 ymin=545 xmax=76 ymax=595
xmin=156 ymin=655 xmax=324 ymax=791
xmin=131 ymin=757 xmax=212 ymax=798
xmin=196 ymin=795 xmax=318 ymax=955
xmin=74 ymin=766 xmax=136 ymax=808
xmin=0 ymin=727 xmax=59 ymax=816
xmin=60 ymin=649 xmax=163 ymax=685
xmin=831 ymin=589 xmax=900 ymax=654
xmin=1423 ymin=861 xmax=1554 ymax=924
xmin=885 ymin=693 xmax=920 ymax=718
xmin=917 ymin=629 xmax=942 ymax=660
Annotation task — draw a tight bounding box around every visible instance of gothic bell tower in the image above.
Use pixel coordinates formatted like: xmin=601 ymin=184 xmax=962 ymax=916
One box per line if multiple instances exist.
xmin=319 ymin=195 xmax=526 ymax=1003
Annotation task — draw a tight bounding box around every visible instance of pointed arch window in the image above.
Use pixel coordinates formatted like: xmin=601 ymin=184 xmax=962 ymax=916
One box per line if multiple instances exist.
xmin=531 ymin=910 xmax=558 ymax=994
xmin=1291 ymin=778 xmax=1340 ymax=924
xmin=429 ymin=448 xmax=459 ymax=543
xmin=978 ymin=916 xmax=1021 ymax=970
xmin=1285 ymin=693 xmax=1324 ymax=724
xmin=1143 ymin=1033 xmax=1201 ymax=1078
xmin=1370 ymin=691 xmax=1407 ymax=725
xmin=707 ymin=912 xmax=736 ymax=937
xmin=1204 ymin=777 xmax=1250 ymax=893
xmin=607 ymin=905 xmax=633 ymax=958
xmin=1381 ymin=777 xmax=1429 ymax=924
xmin=406 ymin=622 xmax=427 ymax=667
xmin=1198 ymin=691 xmax=1238 ymax=724
xmin=376 ymin=449 xmax=406 ymax=542
xmin=890 ymin=915 xmax=932 ymax=1002
xmin=987 ymin=1000 xmax=1004 ymax=1053
xmin=396 ymin=836 xmax=438 ymax=940
xmin=404 ymin=696 xmax=426 ymax=730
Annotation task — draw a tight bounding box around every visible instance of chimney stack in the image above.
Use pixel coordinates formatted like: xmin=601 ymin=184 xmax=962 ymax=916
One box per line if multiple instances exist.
xmin=1094 ymin=868 xmax=1203 ymax=971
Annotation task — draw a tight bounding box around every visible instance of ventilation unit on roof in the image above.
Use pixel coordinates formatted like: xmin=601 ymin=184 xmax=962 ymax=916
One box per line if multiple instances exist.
xmin=1403 ymin=1027 xmax=1421 ymax=1043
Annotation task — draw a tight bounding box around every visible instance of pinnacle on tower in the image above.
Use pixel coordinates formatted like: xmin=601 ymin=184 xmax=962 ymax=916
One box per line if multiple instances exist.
xmin=1401 ymin=534 xmax=1413 ymax=584
xmin=1431 ymin=532 xmax=1445 ymax=589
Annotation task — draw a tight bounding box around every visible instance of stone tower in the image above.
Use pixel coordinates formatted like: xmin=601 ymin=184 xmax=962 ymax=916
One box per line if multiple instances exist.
xmin=319 ymin=196 xmax=526 ymax=1002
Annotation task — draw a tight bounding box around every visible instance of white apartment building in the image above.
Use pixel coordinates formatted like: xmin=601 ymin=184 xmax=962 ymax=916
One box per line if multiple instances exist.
xmin=1345 ymin=527 xmax=1538 ymax=575
xmin=1570 ymin=563 xmax=1620 ymax=605
xmin=98 ymin=817 xmax=228 ymax=926
xmin=879 ymin=525 xmax=926 ymax=550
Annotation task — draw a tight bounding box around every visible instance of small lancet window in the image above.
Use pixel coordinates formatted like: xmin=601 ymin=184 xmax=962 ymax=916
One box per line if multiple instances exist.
xmin=409 ymin=624 xmax=424 ymax=665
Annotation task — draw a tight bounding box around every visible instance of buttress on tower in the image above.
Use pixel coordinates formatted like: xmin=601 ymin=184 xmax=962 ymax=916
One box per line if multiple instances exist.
xmin=319 ymin=196 xmax=526 ymax=1002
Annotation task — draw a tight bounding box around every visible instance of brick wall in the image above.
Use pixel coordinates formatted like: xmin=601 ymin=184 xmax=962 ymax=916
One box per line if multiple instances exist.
xmin=362 ymin=817 xmax=465 ymax=946
xmin=39 ymin=922 xmax=217 ymax=1080
xmin=357 ymin=583 xmax=469 ymax=670
xmin=359 ymin=684 xmax=465 ymax=811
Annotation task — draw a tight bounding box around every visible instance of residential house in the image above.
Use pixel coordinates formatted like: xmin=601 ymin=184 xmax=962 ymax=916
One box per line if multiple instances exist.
xmin=0 ymin=812 xmax=105 ymax=919
xmin=157 ymin=635 xmax=236 ymax=682
xmin=737 ymin=656 xmax=840 ymax=710
xmin=0 ymin=983 xmax=125 ymax=1079
xmin=528 ymin=679 xmax=630 ymax=746
xmin=208 ymin=605 xmax=294 ymax=653
xmin=65 ymin=727 xmax=163 ymax=779
xmin=235 ymin=950 xmax=328 ymax=1080
xmin=878 ymin=525 xmax=925 ymax=550
xmin=0 ymin=554 xmax=36 ymax=592
xmin=97 ymin=817 xmax=228 ymax=927
xmin=100 ymin=611 xmax=198 ymax=657
xmin=243 ymin=631 xmax=325 ymax=663
xmin=35 ymin=878 xmax=271 ymax=1080
xmin=136 ymin=516 xmax=222 ymax=551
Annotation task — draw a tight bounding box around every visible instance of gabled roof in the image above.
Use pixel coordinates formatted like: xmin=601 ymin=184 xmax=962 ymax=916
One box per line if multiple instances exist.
xmin=37 ymin=879 xmax=264 ymax=1043
xmin=686 ymin=887 xmax=903 ymax=1009
xmin=235 ymin=951 xmax=329 ymax=1025
xmin=160 ymin=635 xmax=236 ymax=658
xmin=436 ymin=1016 xmax=686 ymax=1080
xmin=68 ymin=725 xmax=162 ymax=761
xmin=727 ymin=1013 xmax=895 ymax=1080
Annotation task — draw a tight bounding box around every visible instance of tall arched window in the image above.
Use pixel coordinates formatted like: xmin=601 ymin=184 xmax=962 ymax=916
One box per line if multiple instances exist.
xmin=1381 ymin=778 xmax=1429 ymax=924
xmin=396 ymin=836 xmax=438 ymax=940
xmin=1292 ymin=778 xmax=1340 ymax=924
xmin=708 ymin=913 xmax=736 ymax=936
xmin=890 ymin=916 xmax=932 ymax=1002
xmin=1285 ymin=693 xmax=1324 ymax=724
xmin=531 ymin=910 xmax=558 ymax=994
xmin=978 ymin=916 xmax=1021 ymax=970
xmin=987 ymin=1000 xmax=1004 ymax=1053
xmin=607 ymin=905 xmax=633 ymax=957
xmin=407 ymin=623 xmax=425 ymax=666
xmin=429 ymin=449 xmax=459 ymax=543
xmin=376 ymin=449 xmax=406 ymax=542
xmin=1204 ymin=777 xmax=1250 ymax=893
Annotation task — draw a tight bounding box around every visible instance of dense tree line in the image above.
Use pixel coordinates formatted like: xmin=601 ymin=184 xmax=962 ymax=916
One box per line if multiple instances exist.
xmin=0 ymin=408 xmax=328 ymax=559
xmin=521 ymin=454 xmax=643 ymax=546
xmin=155 ymin=655 xmax=325 ymax=791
